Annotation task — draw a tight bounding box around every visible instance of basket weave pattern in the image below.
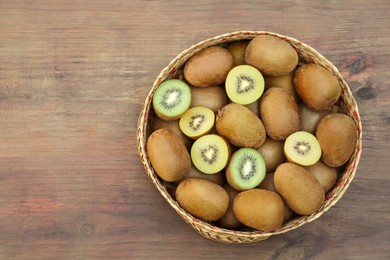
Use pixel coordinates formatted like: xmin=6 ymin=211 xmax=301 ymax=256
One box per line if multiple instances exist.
xmin=137 ymin=31 xmax=363 ymax=243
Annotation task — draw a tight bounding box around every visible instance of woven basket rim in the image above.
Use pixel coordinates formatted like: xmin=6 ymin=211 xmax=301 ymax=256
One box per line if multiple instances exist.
xmin=137 ymin=30 xmax=363 ymax=243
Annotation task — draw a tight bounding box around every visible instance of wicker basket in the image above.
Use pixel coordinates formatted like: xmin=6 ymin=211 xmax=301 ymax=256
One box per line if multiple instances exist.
xmin=137 ymin=31 xmax=362 ymax=243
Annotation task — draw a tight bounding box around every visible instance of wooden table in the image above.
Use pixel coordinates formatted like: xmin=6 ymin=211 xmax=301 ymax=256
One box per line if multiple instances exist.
xmin=0 ymin=1 xmax=389 ymax=259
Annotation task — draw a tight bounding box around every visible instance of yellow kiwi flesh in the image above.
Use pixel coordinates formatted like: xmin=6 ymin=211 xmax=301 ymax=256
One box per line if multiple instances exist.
xmin=184 ymin=46 xmax=233 ymax=87
xmin=294 ymin=64 xmax=341 ymax=111
xmin=274 ymin=163 xmax=325 ymax=215
xmin=147 ymin=129 xmax=191 ymax=182
xmin=245 ymin=35 xmax=298 ymax=77
xmin=190 ymin=85 xmax=228 ymax=113
xmin=260 ymin=88 xmax=300 ymax=140
xmin=175 ymin=163 xmax=225 ymax=186
xmin=284 ymin=131 xmax=322 ymax=166
xmin=179 ymin=106 xmax=215 ymax=139
xmin=233 ymin=189 xmax=285 ymax=232
xmin=176 ymin=178 xmax=229 ymax=221
xmin=316 ymin=114 xmax=357 ymax=167
xmin=257 ymin=137 xmax=286 ymax=172
xmin=216 ymin=103 xmax=266 ymax=148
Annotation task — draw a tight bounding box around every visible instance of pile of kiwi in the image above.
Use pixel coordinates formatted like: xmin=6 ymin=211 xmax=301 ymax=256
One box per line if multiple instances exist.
xmin=147 ymin=35 xmax=357 ymax=232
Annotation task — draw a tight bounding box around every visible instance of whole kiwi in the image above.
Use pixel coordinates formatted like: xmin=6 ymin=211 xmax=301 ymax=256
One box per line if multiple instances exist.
xmin=257 ymin=137 xmax=285 ymax=172
xmin=233 ymin=189 xmax=285 ymax=232
xmin=225 ymin=41 xmax=250 ymax=67
xmin=264 ymin=69 xmax=299 ymax=102
xmin=190 ymin=85 xmax=228 ymax=113
xmin=184 ymin=46 xmax=233 ymax=87
xmin=316 ymin=113 xmax=357 ymax=167
xmin=260 ymin=88 xmax=300 ymax=140
xmin=274 ymin=163 xmax=325 ymax=215
xmin=294 ymin=63 xmax=341 ymax=111
xmin=245 ymin=35 xmax=298 ymax=77
xmin=147 ymin=129 xmax=191 ymax=182
xmin=304 ymin=161 xmax=338 ymax=193
xmin=176 ymin=178 xmax=229 ymax=221
xmin=220 ymin=183 xmax=242 ymax=229
xmin=216 ymin=103 xmax=266 ymax=148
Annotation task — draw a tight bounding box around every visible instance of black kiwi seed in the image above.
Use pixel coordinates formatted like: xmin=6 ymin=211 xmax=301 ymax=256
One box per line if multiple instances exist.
xmin=160 ymin=88 xmax=183 ymax=110
xmin=153 ymin=79 xmax=191 ymax=121
xmin=236 ymin=153 xmax=257 ymax=181
xmin=189 ymin=114 xmax=205 ymax=131
xmin=226 ymin=148 xmax=266 ymax=190
xmin=294 ymin=141 xmax=311 ymax=155
xmin=236 ymin=76 xmax=255 ymax=94
xmin=201 ymin=144 xmax=218 ymax=165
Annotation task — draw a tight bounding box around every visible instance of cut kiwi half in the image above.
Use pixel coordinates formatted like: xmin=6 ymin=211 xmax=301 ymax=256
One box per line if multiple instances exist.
xmin=226 ymin=148 xmax=266 ymax=191
xmin=284 ymin=131 xmax=321 ymax=166
xmin=152 ymin=79 xmax=191 ymax=120
xmin=191 ymin=134 xmax=230 ymax=174
xmin=179 ymin=106 xmax=215 ymax=139
xmin=225 ymin=65 xmax=265 ymax=105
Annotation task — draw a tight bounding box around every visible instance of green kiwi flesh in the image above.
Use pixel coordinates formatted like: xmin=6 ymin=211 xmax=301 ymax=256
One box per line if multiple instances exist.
xmin=153 ymin=79 xmax=191 ymax=120
xmin=226 ymin=148 xmax=266 ymax=190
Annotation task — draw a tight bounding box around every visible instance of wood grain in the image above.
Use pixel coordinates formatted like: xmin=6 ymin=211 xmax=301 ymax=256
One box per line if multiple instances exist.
xmin=0 ymin=0 xmax=389 ymax=259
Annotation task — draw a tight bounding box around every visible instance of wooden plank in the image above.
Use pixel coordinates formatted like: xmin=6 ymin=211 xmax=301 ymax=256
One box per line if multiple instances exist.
xmin=0 ymin=0 xmax=389 ymax=259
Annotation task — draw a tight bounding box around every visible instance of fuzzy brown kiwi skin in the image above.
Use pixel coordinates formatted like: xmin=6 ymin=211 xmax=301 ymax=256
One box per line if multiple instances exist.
xmin=258 ymin=173 xmax=293 ymax=222
xmin=245 ymin=99 xmax=260 ymax=116
xmin=304 ymin=161 xmax=338 ymax=193
xmin=220 ymin=183 xmax=242 ymax=229
xmin=245 ymin=35 xmax=298 ymax=77
xmin=147 ymin=129 xmax=191 ymax=182
xmin=216 ymin=103 xmax=266 ymax=148
xmin=274 ymin=163 xmax=325 ymax=215
xmin=299 ymin=103 xmax=331 ymax=134
xmin=225 ymin=41 xmax=250 ymax=67
xmin=294 ymin=64 xmax=341 ymax=111
xmin=184 ymin=46 xmax=234 ymax=87
xmin=176 ymin=178 xmax=229 ymax=221
xmin=264 ymin=69 xmax=299 ymax=102
xmin=152 ymin=117 xmax=192 ymax=149
xmin=233 ymin=189 xmax=285 ymax=232
xmin=257 ymin=137 xmax=285 ymax=172
xmin=190 ymin=85 xmax=228 ymax=113
xmin=316 ymin=114 xmax=357 ymax=167
xmin=260 ymin=88 xmax=300 ymax=140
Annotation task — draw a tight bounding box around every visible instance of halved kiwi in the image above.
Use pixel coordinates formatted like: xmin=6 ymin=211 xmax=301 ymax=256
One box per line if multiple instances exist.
xmin=225 ymin=65 xmax=264 ymax=105
xmin=284 ymin=131 xmax=321 ymax=166
xmin=152 ymin=79 xmax=191 ymax=121
xmin=191 ymin=134 xmax=230 ymax=174
xmin=179 ymin=106 xmax=215 ymax=139
xmin=226 ymin=148 xmax=266 ymax=191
